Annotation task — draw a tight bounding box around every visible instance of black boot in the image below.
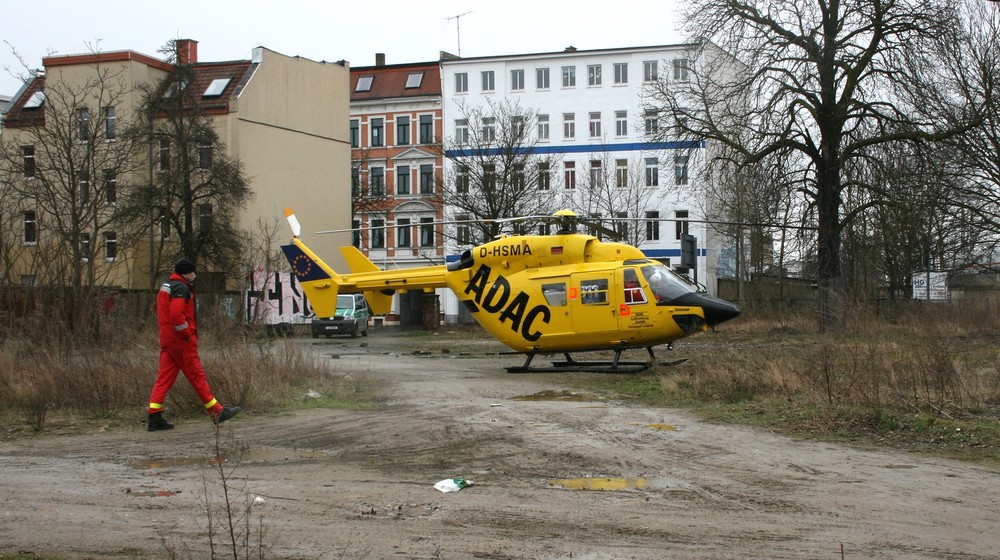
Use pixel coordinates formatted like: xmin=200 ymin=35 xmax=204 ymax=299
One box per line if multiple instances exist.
xmin=147 ymin=412 xmax=174 ymax=431
xmin=212 ymin=406 xmax=241 ymax=425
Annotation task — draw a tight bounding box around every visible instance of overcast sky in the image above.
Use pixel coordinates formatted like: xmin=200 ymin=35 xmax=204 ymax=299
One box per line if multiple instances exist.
xmin=2 ymin=0 xmax=685 ymax=98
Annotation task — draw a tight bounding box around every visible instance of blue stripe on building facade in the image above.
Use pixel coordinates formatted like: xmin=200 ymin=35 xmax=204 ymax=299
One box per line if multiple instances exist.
xmin=444 ymin=140 xmax=705 ymax=158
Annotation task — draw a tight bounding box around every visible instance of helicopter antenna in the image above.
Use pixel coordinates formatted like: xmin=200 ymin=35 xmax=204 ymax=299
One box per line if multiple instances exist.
xmin=445 ymin=10 xmax=472 ymax=56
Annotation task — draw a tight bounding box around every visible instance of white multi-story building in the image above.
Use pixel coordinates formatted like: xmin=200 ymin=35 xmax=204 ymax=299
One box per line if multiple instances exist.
xmin=438 ymin=44 xmax=729 ymax=323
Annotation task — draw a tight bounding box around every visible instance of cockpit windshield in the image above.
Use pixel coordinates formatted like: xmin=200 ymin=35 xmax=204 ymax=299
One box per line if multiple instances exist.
xmin=640 ymin=264 xmax=697 ymax=303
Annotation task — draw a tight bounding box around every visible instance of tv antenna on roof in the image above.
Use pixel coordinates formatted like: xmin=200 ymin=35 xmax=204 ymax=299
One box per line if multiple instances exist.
xmin=445 ymin=11 xmax=473 ymax=56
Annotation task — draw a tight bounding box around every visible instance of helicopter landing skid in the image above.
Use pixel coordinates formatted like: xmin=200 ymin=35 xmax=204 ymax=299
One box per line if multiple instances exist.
xmin=506 ymin=349 xmax=686 ymax=374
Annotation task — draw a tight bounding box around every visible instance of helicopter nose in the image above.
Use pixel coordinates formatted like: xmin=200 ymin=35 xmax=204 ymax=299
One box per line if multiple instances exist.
xmin=698 ymin=294 xmax=741 ymax=326
xmin=670 ymin=293 xmax=741 ymax=327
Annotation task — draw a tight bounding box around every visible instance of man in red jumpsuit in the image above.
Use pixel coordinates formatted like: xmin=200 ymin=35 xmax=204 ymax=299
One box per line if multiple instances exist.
xmin=147 ymin=259 xmax=240 ymax=431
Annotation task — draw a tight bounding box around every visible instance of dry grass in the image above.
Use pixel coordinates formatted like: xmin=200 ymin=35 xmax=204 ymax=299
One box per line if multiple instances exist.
xmin=0 ymin=308 xmax=377 ymax=435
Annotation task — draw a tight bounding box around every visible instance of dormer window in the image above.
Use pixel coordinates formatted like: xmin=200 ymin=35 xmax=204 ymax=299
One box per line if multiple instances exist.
xmin=203 ymin=78 xmax=231 ymax=97
xmin=356 ymin=75 xmax=374 ymax=92
xmin=405 ymin=72 xmax=424 ymax=89
xmin=163 ymin=80 xmax=188 ymax=98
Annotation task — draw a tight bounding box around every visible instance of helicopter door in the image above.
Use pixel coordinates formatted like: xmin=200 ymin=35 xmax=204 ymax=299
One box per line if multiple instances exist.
xmin=617 ymin=267 xmax=655 ymax=338
xmin=570 ymin=273 xmax=617 ymax=338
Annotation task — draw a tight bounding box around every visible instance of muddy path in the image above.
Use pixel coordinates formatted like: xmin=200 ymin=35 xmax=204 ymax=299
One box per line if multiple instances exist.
xmin=1 ymin=328 xmax=998 ymax=559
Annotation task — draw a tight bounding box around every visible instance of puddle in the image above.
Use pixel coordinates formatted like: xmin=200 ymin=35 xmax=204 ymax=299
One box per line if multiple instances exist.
xmin=511 ymin=390 xmax=592 ymax=402
xmin=130 ymin=448 xmax=329 ymax=470
xmin=645 ymin=423 xmax=677 ymax=431
xmin=548 ymin=477 xmax=679 ymax=491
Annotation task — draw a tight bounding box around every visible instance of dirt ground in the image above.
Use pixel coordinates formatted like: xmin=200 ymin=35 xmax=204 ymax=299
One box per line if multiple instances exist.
xmin=1 ymin=328 xmax=999 ymax=560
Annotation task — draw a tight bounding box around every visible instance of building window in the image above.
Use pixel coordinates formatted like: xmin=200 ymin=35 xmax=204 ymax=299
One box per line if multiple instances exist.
xmin=512 ymin=163 xmax=525 ymax=190
xmin=23 ymin=211 xmax=37 ymax=245
xmin=645 ymin=157 xmax=659 ymax=187
xmin=644 ymin=110 xmax=659 ymax=136
xmin=356 ymin=75 xmax=374 ymax=92
xmin=561 ymin=66 xmax=576 ymax=87
xmin=538 ymin=162 xmax=550 ymax=190
xmin=405 ymin=72 xmax=424 ymax=88
xmin=22 ymin=146 xmax=35 ymax=178
xmin=615 ymin=110 xmax=628 ymax=137
xmin=203 ymin=77 xmax=231 ymax=97
xmin=482 ymin=117 xmax=496 ymax=143
xmin=615 ymin=212 xmax=629 ymax=240
xmin=456 ymin=165 xmax=469 ymax=193
xmin=420 ymin=217 xmax=435 ymax=247
xmin=79 ymin=233 xmax=91 ymax=262
xmin=158 ymin=207 xmax=171 ymax=240
xmin=79 ymin=170 xmax=89 ymax=206
xmin=675 ymin=155 xmax=690 ymax=185
xmin=198 ymin=204 xmax=213 ymax=234
xmin=675 ymin=210 xmax=690 ymax=240
xmin=481 ymin=70 xmax=495 ymax=92
xmin=457 ymin=215 xmax=472 ymax=246
xmin=511 ymin=69 xmax=525 ymax=91
xmin=645 ymin=211 xmax=660 ymax=241
xmin=536 ymin=67 xmax=550 ymax=89
xmin=103 ymin=170 xmax=117 ymax=205
xmin=455 ymin=119 xmax=469 ymax=145
xmin=673 ymin=58 xmax=690 ymax=82
xmin=396 ymin=165 xmax=411 ymax=195
xmin=396 ymin=116 xmax=410 ymax=145
xmin=616 ymin=159 xmax=628 ymax=188
xmin=587 ymin=64 xmax=602 ymax=86
xmin=371 ymin=218 xmax=385 ymax=248
xmin=77 ymin=107 xmax=91 ymax=141
xmin=352 ymin=219 xmax=361 ymax=248
xmin=419 ymin=114 xmax=434 ymax=144
xmin=614 ymin=62 xmax=628 ymax=84
xmin=370 ymin=117 xmax=384 ymax=147
xmin=104 ymin=231 xmax=117 ymax=261
xmin=104 ymin=106 xmax=116 ymax=140
xmin=419 ymin=164 xmax=434 ymax=194
xmin=159 ymin=139 xmax=170 ymax=171
xmin=483 ymin=164 xmax=497 ymax=190
xmin=643 ymin=61 xmax=658 ymax=82
xmin=350 ymin=119 xmax=360 ymax=147
xmin=589 ymin=160 xmax=602 ymax=186
xmin=589 ymin=112 xmax=601 ymax=138
xmin=455 ymin=72 xmax=468 ymax=93
xmin=537 ymin=114 xmax=549 ymax=141
xmin=511 ymin=115 xmax=525 ymax=137
xmin=371 ymin=167 xmax=385 ymax=197
xmin=396 ymin=218 xmax=411 ymax=248
xmin=352 ymin=166 xmax=361 ymax=197
xmin=563 ymin=113 xmax=575 ymax=140
xmin=564 ymin=161 xmax=576 ymax=190
xmin=197 ymin=135 xmax=213 ymax=169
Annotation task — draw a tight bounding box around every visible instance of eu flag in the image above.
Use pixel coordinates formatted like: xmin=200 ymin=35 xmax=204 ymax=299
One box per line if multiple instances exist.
xmin=281 ymin=244 xmax=332 ymax=282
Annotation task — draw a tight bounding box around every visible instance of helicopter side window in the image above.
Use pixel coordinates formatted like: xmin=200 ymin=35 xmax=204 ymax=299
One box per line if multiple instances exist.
xmin=579 ymin=278 xmax=609 ymax=305
xmin=641 ymin=264 xmax=697 ymax=303
xmin=623 ymin=268 xmax=647 ymax=304
xmin=541 ymin=282 xmax=567 ymax=306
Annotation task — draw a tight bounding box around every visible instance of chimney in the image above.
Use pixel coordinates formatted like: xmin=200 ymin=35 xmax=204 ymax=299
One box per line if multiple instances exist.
xmin=375 ymin=52 xmax=385 ymax=66
xmin=176 ymin=39 xmax=199 ymax=65
xmin=564 ymin=46 xmax=577 ymax=52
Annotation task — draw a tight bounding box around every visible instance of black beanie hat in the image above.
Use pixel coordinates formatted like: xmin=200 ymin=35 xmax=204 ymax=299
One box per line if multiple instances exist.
xmin=175 ymin=259 xmax=196 ymax=275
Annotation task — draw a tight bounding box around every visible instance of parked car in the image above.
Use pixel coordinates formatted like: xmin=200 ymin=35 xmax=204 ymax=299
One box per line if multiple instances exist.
xmin=311 ymin=293 xmax=370 ymax=338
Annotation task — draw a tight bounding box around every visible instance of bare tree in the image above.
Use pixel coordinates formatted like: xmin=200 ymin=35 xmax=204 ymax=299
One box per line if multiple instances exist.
xmin=0 ymin=57 xmax=147 ymax=335
xmin=646 ymin=0 xmax=986 ymax=330
xmin=440 ymin=98 xmax=556 ymax=244
xmin=119 ymin=41 xmax=253 ymax=285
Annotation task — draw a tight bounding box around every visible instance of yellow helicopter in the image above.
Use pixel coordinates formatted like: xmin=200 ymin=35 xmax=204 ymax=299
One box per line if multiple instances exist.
xmin=280 ymin=208 xmax=741 ymax=372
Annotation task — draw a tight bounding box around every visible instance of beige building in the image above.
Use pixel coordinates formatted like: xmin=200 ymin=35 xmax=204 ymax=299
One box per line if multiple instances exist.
xmin=1 ymin=39 xmax=351 ymax=291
